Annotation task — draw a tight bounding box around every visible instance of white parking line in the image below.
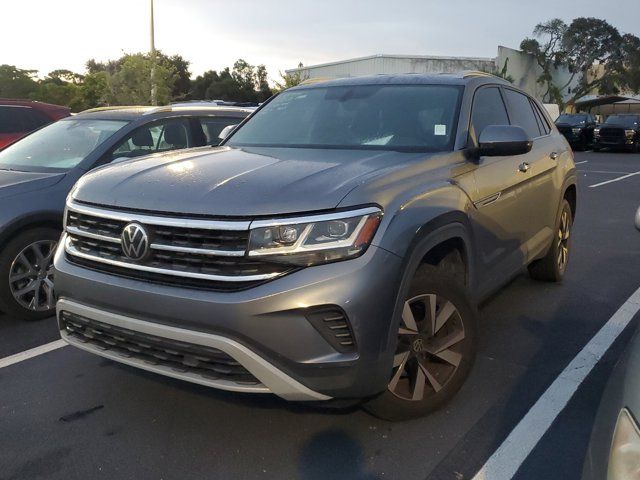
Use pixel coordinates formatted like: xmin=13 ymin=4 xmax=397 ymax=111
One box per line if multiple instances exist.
xmin=471 ymin=286 xmax=640 ymax=480
xmin=589 ymin=171 xmax=640 ymax=188
xmin=0 ymin=339 xmax=67 ymax=369
xmin=574 ymin=160 xmax=588 ymax=165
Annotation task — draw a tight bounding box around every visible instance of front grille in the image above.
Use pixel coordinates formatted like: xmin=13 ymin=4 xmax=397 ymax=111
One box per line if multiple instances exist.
xmin=64 ymin=203 xmax=294 ymax=290
xmin=599 ymin=127 xmax=625 ymax=138
xmin=60 ymin=310 xmax=260 ymax=385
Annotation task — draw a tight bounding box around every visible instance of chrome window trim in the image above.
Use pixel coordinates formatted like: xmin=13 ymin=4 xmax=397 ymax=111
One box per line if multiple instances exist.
xmin=249 ymin=206 xmax=382 ymax=228
xmin=64 ymin=234 xmax=281 ymax=282
xmin=66 ymin=199 xmax=251 ymax=231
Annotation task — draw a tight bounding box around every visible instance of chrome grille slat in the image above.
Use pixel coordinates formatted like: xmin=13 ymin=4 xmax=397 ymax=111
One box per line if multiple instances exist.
xmin=64 ymin=201 xmax=293 ymax=289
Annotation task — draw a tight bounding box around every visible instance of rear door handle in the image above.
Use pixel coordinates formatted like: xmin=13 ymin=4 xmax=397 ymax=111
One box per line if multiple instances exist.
xmin=550 ymin=151 xmax=559 ymax=160
xmin=518 ymin=162 xmax=530 ymax=173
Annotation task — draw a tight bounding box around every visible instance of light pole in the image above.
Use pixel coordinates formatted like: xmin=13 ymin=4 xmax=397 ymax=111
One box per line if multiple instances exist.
xmin=150 ymin=0 xmax=157 ymax=105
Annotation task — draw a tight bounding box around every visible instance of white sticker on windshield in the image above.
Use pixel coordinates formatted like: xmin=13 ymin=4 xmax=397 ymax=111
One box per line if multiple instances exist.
xmin=434 ymin=124 xmax=447 ymax=136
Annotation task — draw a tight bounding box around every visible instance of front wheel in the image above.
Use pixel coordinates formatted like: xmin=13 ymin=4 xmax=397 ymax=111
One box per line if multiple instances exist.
xmin=0 ymin=228 xmax=60 ymax=320
xmin=364 ymin=265 xmax=478 ymax=421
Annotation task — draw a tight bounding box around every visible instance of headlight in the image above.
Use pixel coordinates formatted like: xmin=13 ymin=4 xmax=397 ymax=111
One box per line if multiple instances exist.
xmin=626 ymin=130 xmax=635 ymax=138
xmin=572 ymin=127 xmax=582 ymax=134
xmin=594 ymin=128 xmax=601 ymax=136
xmin=608 ymin=408 xmax=640 ymax=479
xmin=248 ymin=207 xmax=382 ymax=266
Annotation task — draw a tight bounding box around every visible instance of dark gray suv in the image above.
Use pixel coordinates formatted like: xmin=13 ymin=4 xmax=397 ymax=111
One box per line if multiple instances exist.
xmin=54 ymin=73 xmax=577 ymax=420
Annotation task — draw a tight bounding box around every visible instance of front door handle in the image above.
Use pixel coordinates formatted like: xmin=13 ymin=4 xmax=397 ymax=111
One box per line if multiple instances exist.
xmin=518 ymin=162 xmax=530 ymax=173
xmin=550 ymin=151 xmax=559 ymax=160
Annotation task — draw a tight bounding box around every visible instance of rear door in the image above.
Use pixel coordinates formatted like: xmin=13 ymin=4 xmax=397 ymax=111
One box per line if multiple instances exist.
xmin=502 ymin=88 xmax=561 ymax=262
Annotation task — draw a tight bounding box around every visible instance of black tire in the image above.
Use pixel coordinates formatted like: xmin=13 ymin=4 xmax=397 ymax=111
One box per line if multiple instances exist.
xmin=363 ymin=265 xmax=478 ymax=421
xmin=0 ymin=228 xmax=60 ymax=321
xmin=528 ymin=199 xmax=572 ymax=282
xmin=592 ymin=146 xmax=601 ymax=152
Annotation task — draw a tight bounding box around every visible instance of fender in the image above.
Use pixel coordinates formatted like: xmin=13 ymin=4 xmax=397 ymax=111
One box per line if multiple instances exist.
xmin=378 ymin=215 xmax=477 ymax=361
xmin=0 ymin=211 xmax=63 ymax=247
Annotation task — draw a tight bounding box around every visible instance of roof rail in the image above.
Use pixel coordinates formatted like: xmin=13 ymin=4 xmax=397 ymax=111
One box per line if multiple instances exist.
xmin=437 ymin=70 xmax=502 ymax=79
xmin=80 ymin=106 xmax=148 ymax=113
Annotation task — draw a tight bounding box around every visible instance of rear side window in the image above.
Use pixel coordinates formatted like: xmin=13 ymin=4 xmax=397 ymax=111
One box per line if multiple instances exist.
xmin=504 ymin=89 xmax=542 ymax=138
xmin=0 ymin=106 xmax=27 ymax=133
xmin=471 ymin=87 xmax=510 ymax=138
xmin=22 ymin=109 xmax=52 ymax=131
xmin=199 ymin=117 xmax=239 ymax=145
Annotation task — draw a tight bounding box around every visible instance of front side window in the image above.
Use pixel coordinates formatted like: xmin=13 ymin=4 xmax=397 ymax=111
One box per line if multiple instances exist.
xmin=227 ymin=84 xmax=463 ymax=152
xmin=471 ymin=87 xmax=510 ymax=138
xmin=110 ymin=119 xmax=192 ymax=162
xmin=0 ymin=119 xmax=128 ymax=172
xmin=504 ymin=89 xmax=542 ymax=138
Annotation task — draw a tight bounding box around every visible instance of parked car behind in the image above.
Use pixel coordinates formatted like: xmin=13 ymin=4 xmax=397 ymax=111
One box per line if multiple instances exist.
xmin=54 ymin=72 xmax=577 ymax=420
xmin=0 ymin=105 xmax=252 ymax=320
xmin=0 ymin=99 xmax=70 ymax=149
xmin=594 ymin=114 xmax=640 ymax=152
xmin=555 ymin=113 xmax=597 ymax=150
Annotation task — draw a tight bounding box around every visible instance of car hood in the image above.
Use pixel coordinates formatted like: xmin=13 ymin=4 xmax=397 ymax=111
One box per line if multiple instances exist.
xmin=74 ymin=146 xmax=426 ymax=216
xmin=0 ymin=169 xmax=66 ymax=199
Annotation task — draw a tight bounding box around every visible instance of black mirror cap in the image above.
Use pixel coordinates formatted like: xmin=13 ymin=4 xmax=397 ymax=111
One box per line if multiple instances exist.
xmin=478 ymin=125 xmax=533 ymax=157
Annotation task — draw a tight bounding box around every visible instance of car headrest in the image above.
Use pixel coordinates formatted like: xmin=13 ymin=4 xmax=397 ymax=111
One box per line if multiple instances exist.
xmin=131 ymin=128 xmax=154 ymax=147
xmin=164 ymin=124 xmax=187 ymax=147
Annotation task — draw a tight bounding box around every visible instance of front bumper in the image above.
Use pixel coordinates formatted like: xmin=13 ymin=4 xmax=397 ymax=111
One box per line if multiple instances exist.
xmin=54 ymin=244 xmax=403 ymax=400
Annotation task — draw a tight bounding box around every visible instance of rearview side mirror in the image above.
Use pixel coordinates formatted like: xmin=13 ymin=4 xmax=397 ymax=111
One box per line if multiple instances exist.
xmin=478 ymin=125 xmax=532 ymax=157
xmin=218 ymin=124 xmax=238 ymax=141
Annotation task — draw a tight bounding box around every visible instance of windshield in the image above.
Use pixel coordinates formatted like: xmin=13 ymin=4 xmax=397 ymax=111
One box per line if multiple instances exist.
xmin=227 ymin=84 xmax=463 ymax=152
xmin=604 ymin=115 xmax=639 ymax=128
xmin=556 ymin=114 xmax=586 ymax=124
xmin=0 ymin=119 xmax=129 ymax=172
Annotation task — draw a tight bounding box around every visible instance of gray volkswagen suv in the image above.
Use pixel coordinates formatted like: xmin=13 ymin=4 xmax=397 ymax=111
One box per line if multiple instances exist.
xmin=54 ymin=73 xmax=577 ymax=420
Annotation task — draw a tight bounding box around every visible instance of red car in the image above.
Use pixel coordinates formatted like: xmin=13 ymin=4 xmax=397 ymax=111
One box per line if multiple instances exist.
xmin=0 ymin=99 xmax=71 ymax=149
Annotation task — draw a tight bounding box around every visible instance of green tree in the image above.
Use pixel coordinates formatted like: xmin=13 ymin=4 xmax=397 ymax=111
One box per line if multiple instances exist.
xmin=520 ymin=19 xmax=567 ymax=104
xmin=0 ymin=65 xmax=38 ymax=98
xmin=274 ymin=63 xmax=307 ymax=92
xmin=106 ymin=53 xmax=176 ymax=105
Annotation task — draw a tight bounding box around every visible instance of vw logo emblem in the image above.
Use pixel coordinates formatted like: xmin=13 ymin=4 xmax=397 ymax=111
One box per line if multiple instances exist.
xmin=121 ymin=223 xmax=149 ymax=261
xmin=412 ymin=338 xmax=425 ymax=353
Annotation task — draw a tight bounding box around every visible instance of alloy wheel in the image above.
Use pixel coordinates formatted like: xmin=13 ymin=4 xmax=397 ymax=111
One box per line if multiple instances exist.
xmin=389 ymin=293 xmax=466 ymax=401
xmin=557 ymin=210 xmax=570 ymax=271
xmin=8 ymin=240 xmax=57 ymax=312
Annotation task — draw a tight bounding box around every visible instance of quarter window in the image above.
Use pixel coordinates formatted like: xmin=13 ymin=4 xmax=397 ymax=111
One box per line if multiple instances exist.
xmin=471 ymin=87 xmax=510 ymax=139
xmin=504 ymin=89 xmax=542 ymax=138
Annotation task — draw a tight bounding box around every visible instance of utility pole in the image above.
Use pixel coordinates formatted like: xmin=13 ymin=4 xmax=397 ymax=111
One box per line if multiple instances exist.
xmin=150 ymin=0 xmax=157 ymax=105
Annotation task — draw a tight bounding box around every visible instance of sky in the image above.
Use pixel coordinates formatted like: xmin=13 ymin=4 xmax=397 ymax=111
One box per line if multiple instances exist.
xmin=3 ymin=0 xmax=639 ymax=84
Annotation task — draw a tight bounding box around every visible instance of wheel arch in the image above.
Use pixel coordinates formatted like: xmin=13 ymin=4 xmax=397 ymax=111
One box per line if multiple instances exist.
xmin=382 ymin=212 xmax=477 ymax=356
xmin=563 ymin=183 xmax=577 ymax=219
xmin=0 ymin=211 xmax=63 ymax=250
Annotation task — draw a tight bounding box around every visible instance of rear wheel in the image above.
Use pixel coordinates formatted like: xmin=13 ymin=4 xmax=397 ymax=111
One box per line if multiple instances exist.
xmin=528 ymin=199 xmax=572 ymax=282
xmin=0 ymin=228 xmax=60 ymax=320
xmin=364 ymin=265 xmax=478 ymax=421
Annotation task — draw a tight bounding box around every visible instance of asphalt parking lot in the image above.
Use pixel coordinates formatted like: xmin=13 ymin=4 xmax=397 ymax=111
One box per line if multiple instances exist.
xmin=1 ymin=151 xmax=639 ymax=480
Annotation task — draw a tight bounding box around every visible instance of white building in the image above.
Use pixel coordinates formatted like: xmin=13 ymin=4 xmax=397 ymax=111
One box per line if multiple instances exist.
xmin=286 ymin=47 xmax=580 ymax=103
